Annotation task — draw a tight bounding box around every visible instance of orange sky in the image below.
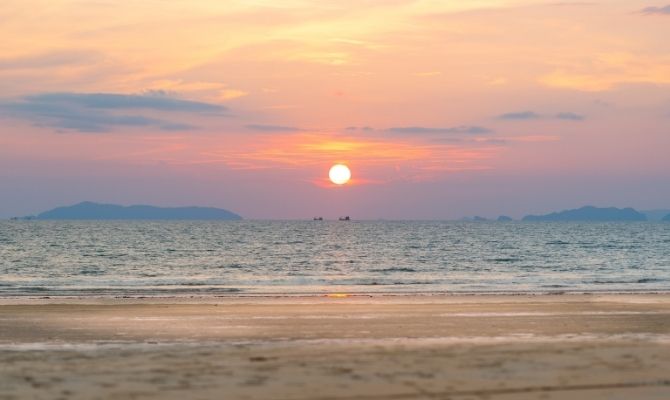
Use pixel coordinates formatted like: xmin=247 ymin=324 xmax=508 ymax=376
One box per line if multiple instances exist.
xmin=1 ymin=1 xmax=669 ymax=219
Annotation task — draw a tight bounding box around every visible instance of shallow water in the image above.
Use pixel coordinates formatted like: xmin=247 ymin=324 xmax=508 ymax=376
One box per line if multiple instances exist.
xmin=0 ymin=221 xmax=669 ymax=296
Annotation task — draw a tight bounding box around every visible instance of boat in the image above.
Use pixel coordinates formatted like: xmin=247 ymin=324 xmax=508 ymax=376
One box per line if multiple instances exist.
xmin=338 ymin=216 xmax=350 ymax=221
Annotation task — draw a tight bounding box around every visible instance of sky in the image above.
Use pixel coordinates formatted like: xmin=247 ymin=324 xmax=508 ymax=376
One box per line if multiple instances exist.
xmin=1 ymin=0 xmax=670 ymax=219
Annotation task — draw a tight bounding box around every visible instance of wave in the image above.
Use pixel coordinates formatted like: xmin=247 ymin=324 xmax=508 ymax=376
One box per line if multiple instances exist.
xmin=590 ymin=278 xmax=665 ymax=284
xmin=369 ymin=267 xmax=418 ymax=273
xmin=546 ymin=241 xmax=571 ymax=245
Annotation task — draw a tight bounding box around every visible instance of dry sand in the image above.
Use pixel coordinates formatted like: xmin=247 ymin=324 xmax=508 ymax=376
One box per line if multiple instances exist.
xmin=1 ymin=294 xmax=669 ymax=399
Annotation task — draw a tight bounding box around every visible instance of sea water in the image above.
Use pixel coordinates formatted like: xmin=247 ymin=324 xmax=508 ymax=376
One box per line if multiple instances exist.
xmin=1 ymin=220 xmax=669 ymax=296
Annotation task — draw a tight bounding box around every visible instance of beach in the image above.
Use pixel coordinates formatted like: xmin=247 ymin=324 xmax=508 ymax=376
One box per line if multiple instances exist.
xmin=1 ymin=294 xmax=669 ymax=399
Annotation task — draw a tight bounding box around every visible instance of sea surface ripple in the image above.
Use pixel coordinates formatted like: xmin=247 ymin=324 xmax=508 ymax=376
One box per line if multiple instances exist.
xmin=1 ymin=221 xmax=669 ymax=296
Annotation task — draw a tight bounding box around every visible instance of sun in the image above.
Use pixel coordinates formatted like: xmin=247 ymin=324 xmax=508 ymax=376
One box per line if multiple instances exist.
xmin=329 ymin=164 xmax=351 ymax=185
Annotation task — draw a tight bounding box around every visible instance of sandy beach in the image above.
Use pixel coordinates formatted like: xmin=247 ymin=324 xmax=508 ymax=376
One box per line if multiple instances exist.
xmin=1 ymin=294 xmax=669 ymax=399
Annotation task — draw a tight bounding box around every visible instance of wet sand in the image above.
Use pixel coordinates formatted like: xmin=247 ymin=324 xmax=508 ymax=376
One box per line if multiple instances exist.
xmin=1 ymin=294 xmax=669 ymax=399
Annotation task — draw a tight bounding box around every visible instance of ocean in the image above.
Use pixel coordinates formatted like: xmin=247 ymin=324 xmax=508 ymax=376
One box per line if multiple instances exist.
xmin=1 ymin=220 xmax=669 ymax=296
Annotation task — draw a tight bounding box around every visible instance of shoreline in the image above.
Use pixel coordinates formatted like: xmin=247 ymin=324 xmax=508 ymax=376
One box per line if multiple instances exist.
xmin=3 ymin=289 xmax=670 ymax=302
xmin=2 ymin=291 xmax=670 ymax=309
xmin=2 ymin=293 xmax=669 ymax=399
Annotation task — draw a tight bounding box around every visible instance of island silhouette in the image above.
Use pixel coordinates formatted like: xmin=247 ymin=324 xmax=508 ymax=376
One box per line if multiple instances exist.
xmin=20 ymin=201 xmax=242 ymax=220
xmin=12 ymin=203 xmax=668 ymax=222
xmin=522 ymin=206 xmax=646 ymax=222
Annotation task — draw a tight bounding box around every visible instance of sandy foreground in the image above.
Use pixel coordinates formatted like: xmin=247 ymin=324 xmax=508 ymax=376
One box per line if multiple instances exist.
xmin=1 ymin=294 xmax=669 ymax=399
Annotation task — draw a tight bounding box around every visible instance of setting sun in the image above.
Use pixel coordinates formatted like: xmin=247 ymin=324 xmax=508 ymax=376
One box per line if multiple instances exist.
xmin=329 ymin=164 xmax=351 ymax=185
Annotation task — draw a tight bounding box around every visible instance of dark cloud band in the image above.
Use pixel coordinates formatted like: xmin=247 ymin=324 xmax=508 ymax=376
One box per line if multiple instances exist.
xmin=387 ymin=126 xmax=491 ymax=134
xmin=245 ymin=124 xmax=303 ymax=132
xmin=641 ymin=5 xmax=670 ymax=15
xmin=498 ymin=111 xmax=585 ymax=121
xmin=498 ymin=111 xmax=541 ymax=120
xmin=0 ymin=92 xmax=224 ymax=133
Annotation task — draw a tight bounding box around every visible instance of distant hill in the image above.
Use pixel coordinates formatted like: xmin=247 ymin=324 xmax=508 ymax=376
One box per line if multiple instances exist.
xmin=642 ymin=209 xmax=670 ymax=221
xmin=25 ymin=202 xmax=242 ymax=220
xmin=523 ymin=206 xmax=646 ymax=222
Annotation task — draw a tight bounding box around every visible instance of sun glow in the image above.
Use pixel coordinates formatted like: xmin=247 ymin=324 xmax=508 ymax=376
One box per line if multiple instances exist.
xmin=329 ymin=164 xmax=351 ymax=185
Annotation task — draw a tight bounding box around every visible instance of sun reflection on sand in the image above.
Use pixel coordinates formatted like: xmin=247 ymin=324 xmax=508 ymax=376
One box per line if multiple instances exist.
xmin=326 ymin=293 xmax=350 ymax=298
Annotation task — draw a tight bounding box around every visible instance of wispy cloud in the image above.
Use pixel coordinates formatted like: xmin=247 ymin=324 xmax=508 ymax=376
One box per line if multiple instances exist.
xmin=498 ymin=111 xmax=541 ymax=120
xmin=539 ymin=52 xmax=670 ymax=91
xmin=498 ymin=111 xmax=585 ymax=121
xmin=387 ymin=126 xmax=491 ymax=134
xmin=0 ymin=51 xmax=99 ymax=70
xmin=555 ymin=112 xmax=585 ymax=121
xmin=0 ymin=92 xmax=225 ymax=133
xmin=24 ymin=92 xmax=224 ymax=112
xmin=641 ymin=5 xmax=670 ymax=15
xmin=345 ymin=126 xmax=374 ymax=131
xmin=200 ymin=132 xmax=501 ymax=181
xmin=245 ymin=124 xmax=303 ymax=132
